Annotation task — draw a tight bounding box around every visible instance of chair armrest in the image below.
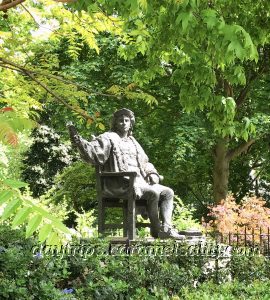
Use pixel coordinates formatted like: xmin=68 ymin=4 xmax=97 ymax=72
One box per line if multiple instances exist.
xmin=100 ymin=171 xmax=137 ymax=178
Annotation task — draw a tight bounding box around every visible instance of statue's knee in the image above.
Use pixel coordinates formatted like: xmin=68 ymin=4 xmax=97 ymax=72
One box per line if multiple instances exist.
xmin=162 ymin=188 xmax=174 ymax=199
xmin=147 ymin=190 xmax=160 ymax=202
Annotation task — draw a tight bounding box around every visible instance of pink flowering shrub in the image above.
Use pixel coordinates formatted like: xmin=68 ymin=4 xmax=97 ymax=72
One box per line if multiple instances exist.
xmin=205 ymin=195 xmax=270 ymax=243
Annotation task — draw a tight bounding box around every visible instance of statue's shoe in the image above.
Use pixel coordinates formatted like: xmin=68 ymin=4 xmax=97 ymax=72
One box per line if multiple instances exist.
xmin=158 ymin=228 xmax=186 ymax=240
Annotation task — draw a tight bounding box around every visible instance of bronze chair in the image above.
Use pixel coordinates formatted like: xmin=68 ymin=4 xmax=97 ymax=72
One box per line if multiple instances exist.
xmin=96 ymin=167 xmax=150 ymax=240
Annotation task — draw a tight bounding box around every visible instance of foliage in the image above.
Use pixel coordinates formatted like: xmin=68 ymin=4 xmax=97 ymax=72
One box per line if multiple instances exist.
xmin=0 ymin=0 xmax=122 ymax=129
xmin=173 ymin=195 xmax=202 ymax=231
xmin=0 ymin=185 xmax=70 ymax=244
xmin=47 ymin=161 xmax=96 ymax=212
xmin=2 ymin=0 xmax=270 ymax=246
xmin=70 ymin=0 xmax=269 ymax=137
xmin=0 ymin=121 xmax=71 ymax=245
xmin=68 ymin=0 xmax=270 ymax=203
xmin=141 ymin=110 xmax=214 ymax=214
xmin=21 ymin=125 xmax=74 ymax=197
xmin=73 ymin=209 xmax=97 ymax=239
xmin=180 ymin=279 xmax=270 ymax=300
xmin=3 ymin=223 xmax=270 ymax=299
xmin=0 ymin=108 xmax=35 ymax=146
xmin=206 ymin=194 xmax=270 ymax=242
xmin=0 ymin=225 xmax=74 ymax=300
xmin=230 ymin=253 xmax=269 ymax=283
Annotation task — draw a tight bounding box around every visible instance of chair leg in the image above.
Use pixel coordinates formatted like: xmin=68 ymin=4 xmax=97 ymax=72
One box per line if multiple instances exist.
xmin=127 ymin=196 xmax=136 ymax=240
xmin=123 ymin=206 xmax=128 ymax=237
xmin=98 ymin=198 xmax=105 ymax=235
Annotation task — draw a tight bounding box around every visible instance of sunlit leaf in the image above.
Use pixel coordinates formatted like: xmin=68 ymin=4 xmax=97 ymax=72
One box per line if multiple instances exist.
xmin=26 ymin=214 xmax=42 ymax=238
xmin=1 ymin=198 xmax=22 ymax=220
xmin=38 ymin=223 xmax=53 ymax=243
xmin=12 ymin=206 xmax=32 ymax=228
xmin=3 ymin=179 xmax=28 ymax=188
xmin=0 ymin=190 xmax=14 ymax=206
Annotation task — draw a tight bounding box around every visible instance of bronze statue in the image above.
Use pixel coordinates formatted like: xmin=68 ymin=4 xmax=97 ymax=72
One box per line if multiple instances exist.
xmin=68 ymin=108 xmax=184 ymax=239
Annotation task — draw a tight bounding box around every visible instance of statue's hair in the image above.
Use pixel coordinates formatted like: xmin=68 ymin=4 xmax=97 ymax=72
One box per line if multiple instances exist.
xmin=111 ymin=108 xmax=135 ymax=136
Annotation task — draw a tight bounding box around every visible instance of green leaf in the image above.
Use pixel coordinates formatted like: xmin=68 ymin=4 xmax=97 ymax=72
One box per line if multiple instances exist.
xmin=227 ymin=40 xmax=244 ymax=60
xmin=242 ymin=131 xmax=249 ymax=142
xmin=30 ymin=204 xmax=70 ymax=234
xmin=3 ymin=179 xmax=28 ymax=188
xmin=228 ymin=127 xmax=235 ymax=137
xmin=26 ymin=214 xmax=42 ymax=238
xmin=176 ymin=11 xmax=192 ymax=32
xmin=98 ymin=123 xmax=105 ymax=131
xmin=46 ymin=231 xmax=59 ymax=246
xmin=1 ymin=198 xmax=22 ymax=221
xmin=234 ymin=66 xmax=246 ymax=85
xmin=249 ymin=124 xmax=256 ymax=134
xmin=12 ymin=206 xmax=32 ymax=228
xmin=138 ymin=0 xmax=147 ymax=10
xmin=38 ymin=223 xmax=53 ymax=243
xmin=202 ymin=9 xmax=217 ymax=29
xmin=0 ymin=190 xmax=14 ymax=206
xmin=244 ymin=117 xmax=250 ymax=130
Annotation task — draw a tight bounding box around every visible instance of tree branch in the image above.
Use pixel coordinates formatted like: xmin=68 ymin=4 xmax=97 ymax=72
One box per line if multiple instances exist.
xmin=0 ymin=0 xmax=26 ymax=11
xmin=0 ymin=0 xmax=77 ymax=11
xmin=20 ymin=3 xmax=39 ymax=25
xmin=236 ymin=59 xmax=266 ymax=108
xmin=23 ymin=69 xmax=94 ymax=121
xmin=0 ymin=57 xmax=93 ymax=121
xmin=227 ymin=139 xmax=255 ymax=161
xmin=0 ymin=57 xmax=117 ymax=98
xmin=235 ymin=73 xmax=258 ymax=107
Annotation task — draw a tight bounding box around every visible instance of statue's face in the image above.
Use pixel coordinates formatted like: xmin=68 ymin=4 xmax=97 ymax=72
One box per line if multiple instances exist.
xmin=115 ymin=114 xmax=131 ymax=134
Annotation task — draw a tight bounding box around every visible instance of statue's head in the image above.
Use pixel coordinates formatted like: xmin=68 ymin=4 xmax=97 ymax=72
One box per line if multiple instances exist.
xmin=111 ymin=108 xmax=135 ymax=136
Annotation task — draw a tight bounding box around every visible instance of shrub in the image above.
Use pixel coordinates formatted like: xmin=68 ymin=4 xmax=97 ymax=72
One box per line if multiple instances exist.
xmin=21 ymin=125 xmax=74 ymax=197
xmin=0 ymin=225 xmax=74 ymax=299
xmin=180 ymin=280 xmax=270 ymax=299
xmin=47 ymin=161 xmax=97 ymax=212
xmin=206 ymin=194 xmax=270 ymax=243
xmin=173 ymin=196 xmax=202 ymax=231
xmin=230 ymin=253 xmax=270 ymax=282
xmin=2 ymin=223 xmax=270 ymax=299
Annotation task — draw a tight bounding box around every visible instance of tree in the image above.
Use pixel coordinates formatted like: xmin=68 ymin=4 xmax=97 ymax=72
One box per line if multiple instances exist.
xmin=21 ymin=125 xmax=74 ymax=197
xmin=68 ymin=0 xmax=270 ymax=203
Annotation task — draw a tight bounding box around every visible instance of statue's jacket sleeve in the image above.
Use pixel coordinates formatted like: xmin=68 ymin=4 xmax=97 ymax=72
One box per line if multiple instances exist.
xmin=75 ymin=132 xmax=113 ymax=166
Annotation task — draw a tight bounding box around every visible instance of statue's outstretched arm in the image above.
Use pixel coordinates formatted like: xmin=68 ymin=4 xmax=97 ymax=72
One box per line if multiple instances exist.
xmin=67 ymin=122 xmax=111 ymax=165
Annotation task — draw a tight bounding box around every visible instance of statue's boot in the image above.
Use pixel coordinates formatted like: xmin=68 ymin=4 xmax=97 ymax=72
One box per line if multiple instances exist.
xmin=159 ymin=190 xmax=185 ymax=240
xmin=158 ymin=225 xmax=186 ymax=240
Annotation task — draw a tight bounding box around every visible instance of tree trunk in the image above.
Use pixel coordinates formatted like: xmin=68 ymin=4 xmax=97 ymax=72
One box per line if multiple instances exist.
xmin=213 ymin=139 xmax=230 ymax=203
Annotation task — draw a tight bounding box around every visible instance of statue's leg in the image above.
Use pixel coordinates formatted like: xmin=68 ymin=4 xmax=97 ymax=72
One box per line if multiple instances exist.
xmin=148 ymin=185 xmax=185 ymax=240
xmin=140 ymin=186 xmax=161 ymax=238
xmin=159 ymin=187 xmax=174 ymax=230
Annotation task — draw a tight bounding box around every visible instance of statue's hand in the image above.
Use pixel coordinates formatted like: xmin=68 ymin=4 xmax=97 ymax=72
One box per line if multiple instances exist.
xmin=66 ymin=122 xmax=80 ymax=144
xmin=149 ymin=174 xmax=159 ymax=185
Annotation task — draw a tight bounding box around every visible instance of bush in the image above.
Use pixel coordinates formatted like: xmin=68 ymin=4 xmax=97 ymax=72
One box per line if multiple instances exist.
xmin=180 ymin=280 xmax=270 ymax=299
xmin=173 ymin=196 xmax=202 ymax=231
xmin=230 ymin=253 xmax=270 ymax=282
xmin=206 ymin=194 xmax=270 ymax=242
xmin=0 ymin=225 xmax=74 ymax=299
xmin=2 ymin=223 xmax=270 ymax=299
xmin=21 ymin=125 xmax=74 ymax=197
xmin=48 ymin=161 xmax=97 ymax=212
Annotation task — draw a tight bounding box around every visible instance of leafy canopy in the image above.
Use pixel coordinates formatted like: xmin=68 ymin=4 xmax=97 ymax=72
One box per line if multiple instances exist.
xmin=69 ymin=0 xmax=270 ymax=142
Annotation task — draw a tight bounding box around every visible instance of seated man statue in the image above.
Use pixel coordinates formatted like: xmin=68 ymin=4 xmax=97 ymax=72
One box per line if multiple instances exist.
xmin=68 ymin=108 xmax=184 ymax=239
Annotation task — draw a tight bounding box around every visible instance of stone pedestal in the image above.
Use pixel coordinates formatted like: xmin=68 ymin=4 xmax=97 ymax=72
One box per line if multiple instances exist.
xmin=179 ymin=229 xmax=206 ymax=243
